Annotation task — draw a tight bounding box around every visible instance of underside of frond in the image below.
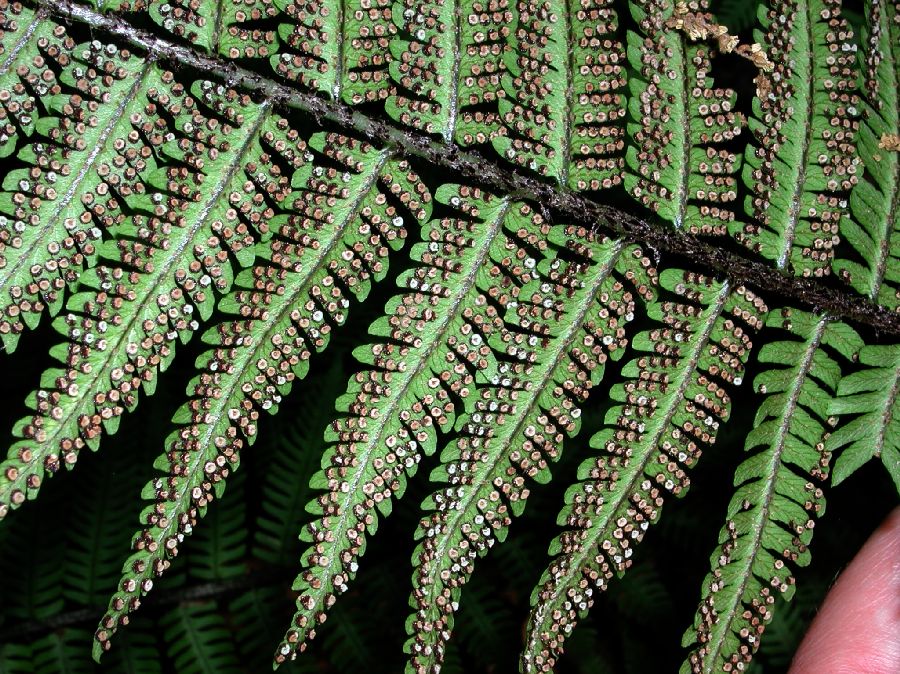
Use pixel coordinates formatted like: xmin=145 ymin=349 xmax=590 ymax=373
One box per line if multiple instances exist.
xmin=494 ymin=0 xmax=628 ymax=189
xmin=524 ymin=272 xmax=766 ymax=673
xmin=1 ymin=59 xmax=281 ymax=517
xmin=829 ymin=343 xmax=900 ymax=491
xmin=408 ymin=233 xmax=655 ymax=673
xmin=0 ymin=1 xmax=898 ymax=673
xmin=275 ymin=185 xmax=556 ymax=664
xmin=95 ymin=130 xmax=430 ymax=656
xmin=625 ymin=0 xmax=742 ymax=234
xmin=734 ymin=0 xmax=860 ymax=277
xmin=834 ymin=0 xmax=899 ymax=307
xmin=682 ymin=313 xmax=861 ymax=673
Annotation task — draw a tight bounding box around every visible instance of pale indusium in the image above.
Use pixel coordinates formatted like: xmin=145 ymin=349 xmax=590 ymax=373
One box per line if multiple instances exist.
xmin=0 ymin=0 xmax=896 ymax=673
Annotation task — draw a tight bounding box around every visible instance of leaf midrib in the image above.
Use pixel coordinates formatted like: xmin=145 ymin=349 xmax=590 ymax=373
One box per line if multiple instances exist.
xmin=0 ymin=12 xmax=41 ymax=73
xmin=870 ymin=4 xmax=899 ymax=300
xmin=777 ymin=2 xmax=815 ymax=270
xmin=105 ymin=104 xmax=275 ymax=550
xmin=427 ymin=244 xmax=625 ymax=574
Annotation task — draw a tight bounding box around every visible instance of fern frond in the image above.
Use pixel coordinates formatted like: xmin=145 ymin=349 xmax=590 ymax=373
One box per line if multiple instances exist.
xmin=408 ymin=234 xmax=655 ymax=673
xmin=107 ymin=622 xmax=164 ymax=674
xmin=63 ymin=449 xmax=146 ymax=606
xmin=834 ymin=0 xmax=899 ymax=307
xmin=275 ymin=185 xmax=552 ymax=664
xmin=625 ymin=0 xmax=742 ymax=233
xmin=119 ymin=0 xmax=276 ymax=60
xmin=749 ymin=577 xmax=821 ymax=670
xmin=146 ymin=0 xmax=219 ymax=49
xmin=273 ymin=0 xmax=396 ymax=103
xmin=95 ymin=130 xmax=428 ymax=655
xmin=682 ymin=312 xmax=861 ymax=674
xmin=734 ymin=0 xmax=860 ymax=276
xmin=219 ymin=0 xmax=279 ymax=59
xmin=322 ymin=604 xmax=382 ymax=672
xmin=523 ymin=272 xmax=766 ymax=673
xmin=161 ymin=602 xmax=242 ymax=674
xmin=386 ymin=0 xmax=510 ymax=144
xmin=829 ymin=343 xmax=900 ymax=490
xmin=0 ymin=500 xmax=64 ymax=621
xmin=0 ymin=79 xmax=279 ymax=518
xmin=0 ymin=24 xmax=141 ymax=352
xmin=451 ymin=575 xmax=518 ymax=668
xmin=493 ymin=0 xmax=627 ymax=189
xmin=605 ymin=560 xmax=675 ymax=625
xmin=230 ymin=587 xmax=327 ymax=674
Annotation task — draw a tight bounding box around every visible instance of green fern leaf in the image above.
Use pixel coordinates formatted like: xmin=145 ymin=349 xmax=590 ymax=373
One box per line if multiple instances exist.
xmin=733 ymin=0 xmax=860 ymax=276
xmin=273 ymin=0 xmax=396 ymax=103
xmin=834 ymin=0 xmax=899 ymax=307
xmin=681 ymin=312 xmax=862 ymax=674
xmin=523 ymin=272 xmax=766 ymax=673
xmin=829 ymin=343 xmax=900 ymax=490
xmin=0 ymin=25 xmax=143 ymax=351
xmin=0 ymin=77 xmax=280 ymax=517
xmin=0 ymin=2 xmax=43 ymax=159
xmin=274 ymin=185 xmax=555 ymax=664
xmin=0 ymin=642 xmax=31 ymax=674
xmin=218 ymin=0 xmax=279 ymax=59
xmin=186 ymin=468 xmax=248 ymax=582
xmin=145 ymin=0 xmax=279 ymax=54
xmin=408 ymin=234 xmax=654 ymax=673
xmin=0 ymin=499 xmax=64 ymax=621
xmin=0 ymin=1 xmax=898 ymax=673
xmin=253 ymin=357 xmax=347 ymax=565
xmin=493 ymin=0 xmax=627 ymax=189
xmin=387 ymin=0 xmax=538 ymax=146
xmin=94 ymin=130 xmax=428 ymax=655
xmin=102 ymin=0 xmax=277 ymax=63
xmin=147 ymin=0 xmax=220 ymax=49
xmin=625 ymin=0 xmax=742 ymax=233
xmin=63 ymin=449 xmax=146 ymax=606
xmin=387 ymin=0 xmax=476 ymax=141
